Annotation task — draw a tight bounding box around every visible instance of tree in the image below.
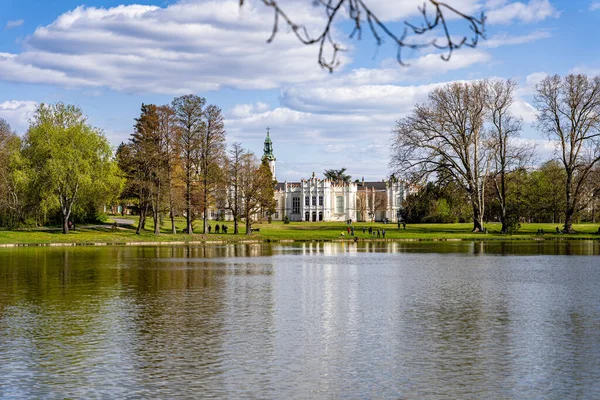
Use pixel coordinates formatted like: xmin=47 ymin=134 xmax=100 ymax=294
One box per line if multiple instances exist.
xmin=245 ymin=0 xmax=486 ymax=72
xmin=324 ymin=167 xmax=351 ymax=183
xmin=357 ymin=187 xmax=386 ymax=222
xmin=486 ymin=79 xmax=532 ymax=233
xmin=391 ymin=81 xmax=490 ymax=231
xmin=116 ymin=142 xmax=151 ymax=234
xmin=199 ymin=104 xmax=227 ymax=234
xmin=239 ymin=152 xmax=274 ymax=235
xmin=259 ymin=158 xmax=276 ymax=221
xmin=535 ymin=74 xmax=600 ymax=233
xmin=0 ymin=119 xmax=28 ymax=227
xmin=172 ymin=94 xmax=205 ymax=234
xmin=24 ymin=103 xmax=121 ymax=234
xmin=225 ymin=142 xmax=244 ymax=234
xmin=525 ymin=160 xmax=566 ymax=223
xmin=132 ymin=104 xmax=165 ymax=235
xmin=157 ymin=105 xmax=181 ymax=234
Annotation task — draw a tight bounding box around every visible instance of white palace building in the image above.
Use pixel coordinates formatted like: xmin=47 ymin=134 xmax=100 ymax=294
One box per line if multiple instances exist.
xmin=262 ymin=130 xmax=408 ymax=223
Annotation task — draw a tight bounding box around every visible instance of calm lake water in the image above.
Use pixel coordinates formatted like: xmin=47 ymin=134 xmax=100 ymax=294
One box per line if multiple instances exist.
xmin=1 ymin=241 xmax=599 ymax=398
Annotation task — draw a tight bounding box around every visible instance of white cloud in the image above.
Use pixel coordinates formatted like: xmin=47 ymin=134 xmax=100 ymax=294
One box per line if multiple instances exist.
xmin=481 ymin=30 xmax=551 ymax=48
xmin=0 ymin=1 xmax=337 ymax=94
xmin=333 ymin=50 xmax=491 ymax=86
xmin=230 ymin=102 xmax=271 ymax=118
xmin=486 ymin=0 xmax=559 ymax=24
xmin=569 ymin=66 xmax=600 ymax=77
xmin=510 ymin=98 xmax=537 ymax=123
xmin=590 ymin=2 xmax=600 ymax=11
xmin=4 ymin=20 xmax=24 ymax=30
xmin=0 ymin=100 xmax=37 ymax=133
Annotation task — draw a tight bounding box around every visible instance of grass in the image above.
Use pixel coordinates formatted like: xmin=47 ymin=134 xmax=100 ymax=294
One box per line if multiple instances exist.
xmin=0 ymin=216 xmax=599 ymax=246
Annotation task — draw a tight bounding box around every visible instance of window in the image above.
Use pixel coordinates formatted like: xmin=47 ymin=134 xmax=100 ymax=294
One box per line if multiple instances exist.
xmin=293 ymin=197 xmax=300 ymax=214
xmin=312 ymin=196 xmax=316 ymax=206
xmin=305 ymin=196 xmax=310 ymax=206
xmin=336 ymin=196 xmax=344 ymax=213
xmin=275 ymin=212 xmax=279 ymax=219
xmin=305 ymin=212 xmax=310 ymax=221
xmin=319 ymin=196 xmax=323 ymax=206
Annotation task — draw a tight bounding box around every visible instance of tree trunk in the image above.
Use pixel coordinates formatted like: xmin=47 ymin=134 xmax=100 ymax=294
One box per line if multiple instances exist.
xmin=170 ymin=210 xmax=176 ymax=234
xmin=245 ymin=217 xmax=251 ymax=235
xmin=153 ymin=208 xmax=160 ymax=235
xmin=563 ymin=205 xmax=575 ymax=233
xmin=203 ymin=176 xmax=209 ymax=234
xmin=471 ymin=197 xmax=484 ymax=232
xmin=564 ymin=175 xmax=574 ymax=233
xmin=136 ymin=205 xmax=147 ymax=235
xmin=186 ymin=169 xmax=193 ymax=234
xmin=62 ymin=214 xmax=70 ymax=234
xmin=234 ymin=215 xmax=239 ymax=235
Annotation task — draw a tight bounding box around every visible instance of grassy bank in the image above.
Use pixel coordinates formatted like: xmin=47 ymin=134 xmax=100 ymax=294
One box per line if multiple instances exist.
xmin=0 ymin=217 xmax=599 ymax=246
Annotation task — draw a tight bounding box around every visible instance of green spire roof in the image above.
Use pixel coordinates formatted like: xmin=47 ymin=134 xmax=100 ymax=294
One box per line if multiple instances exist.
xmin=262 ymin=127 xmax=276 ymax=161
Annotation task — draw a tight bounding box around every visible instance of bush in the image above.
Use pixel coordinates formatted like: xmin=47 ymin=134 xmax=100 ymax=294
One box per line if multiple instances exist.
xmin=283 ymin=215 xmax=290 ymax=224
xmin=505 ymin=215 xmax=521 ymax=234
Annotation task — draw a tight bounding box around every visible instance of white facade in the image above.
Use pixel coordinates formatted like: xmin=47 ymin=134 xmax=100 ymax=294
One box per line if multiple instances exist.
xmin=272 ymin=175 xmax=406 ymax=222
xmin=207 ymin=130 xmax=408 ymax=222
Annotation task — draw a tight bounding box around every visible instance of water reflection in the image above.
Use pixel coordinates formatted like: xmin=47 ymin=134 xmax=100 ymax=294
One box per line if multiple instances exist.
xmin=0 ymin=243 xmax=599 ymax=398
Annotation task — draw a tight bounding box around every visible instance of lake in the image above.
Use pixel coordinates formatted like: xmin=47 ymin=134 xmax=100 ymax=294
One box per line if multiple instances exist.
xmin=1 ymin=241 xmax=599 ymax=398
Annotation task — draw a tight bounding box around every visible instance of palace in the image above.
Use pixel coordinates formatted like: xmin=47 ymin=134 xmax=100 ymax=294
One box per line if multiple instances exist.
xmin=264 ymin=129 xmax=407 ymax=223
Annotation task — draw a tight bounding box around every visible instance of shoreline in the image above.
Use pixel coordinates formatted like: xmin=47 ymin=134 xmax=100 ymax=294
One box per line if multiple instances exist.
xmin=1 ymin=235 xmax=599 ymax=248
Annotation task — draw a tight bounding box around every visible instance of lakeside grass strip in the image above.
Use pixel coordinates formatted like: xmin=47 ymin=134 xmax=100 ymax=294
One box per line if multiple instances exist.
xmin=0 ymin=218 xmax=599 ymax=246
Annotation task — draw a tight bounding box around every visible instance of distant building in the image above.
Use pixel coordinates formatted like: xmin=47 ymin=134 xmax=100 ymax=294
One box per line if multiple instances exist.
xmin=265 ymin=130 xmax=407 ymax=222
xmin=207 ymin=129 xmax=408 ymax=223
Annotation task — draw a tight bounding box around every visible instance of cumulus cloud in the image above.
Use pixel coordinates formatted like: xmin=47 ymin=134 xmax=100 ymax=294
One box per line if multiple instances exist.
xmin=226 ymin=71 xmax=547 ymax=180
xmin=590 ymin=2 xmax=600 ymax=11
xmin=0 ymin=0 xmax=559 ymax=94
xmin=569 ymin=66 xmax=600 ymax=77
xmin=0 ymin=1 xmax=335 ymax=94
xmin=0 ymin=100 xmax=37 ymax=133
xmin=486 ymin=0 xmax=559 ymax=24
xmin=4 ymin=20 xmax=24 ymax=30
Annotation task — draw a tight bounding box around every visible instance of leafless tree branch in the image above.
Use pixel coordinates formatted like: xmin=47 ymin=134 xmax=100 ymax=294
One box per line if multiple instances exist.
xmin=241 ymin=0 xmax=486 ymax=72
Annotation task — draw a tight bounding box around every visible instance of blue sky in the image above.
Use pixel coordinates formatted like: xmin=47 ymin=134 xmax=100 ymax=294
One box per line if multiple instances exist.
xmin=1 ymin=0 xmax=599 ymax=181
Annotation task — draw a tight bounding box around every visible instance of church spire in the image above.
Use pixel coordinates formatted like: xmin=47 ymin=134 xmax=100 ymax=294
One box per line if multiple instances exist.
xmin=262 ymin=127 xmax=275 ymax=161
xmin=262 ymin=127 xmax=276 ymax=180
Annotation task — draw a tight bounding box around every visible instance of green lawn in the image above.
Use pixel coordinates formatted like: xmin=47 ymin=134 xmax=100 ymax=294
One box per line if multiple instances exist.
xmin=0 ymin=217 xmax=599 ymax=245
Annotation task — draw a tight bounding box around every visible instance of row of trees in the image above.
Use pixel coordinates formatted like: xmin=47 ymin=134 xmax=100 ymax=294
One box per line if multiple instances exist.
xmin=392 ymin=74 xmax=600 ymax=233
xmin=0 ymin=97 xmax=276 ymax=235
xmin=116 ymin=95 xmax=275 ymax=236
xmin=402 ymin=160 xmax=599 ymax=227
xmin=0 ymin=104 xmax=123 ymax=233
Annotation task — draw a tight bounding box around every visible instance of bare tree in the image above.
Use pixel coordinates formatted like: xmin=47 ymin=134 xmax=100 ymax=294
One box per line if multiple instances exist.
xmin=243 ymin=0 xmax=486 ymax=71
xmin=172 ymin=95 xmax=205 ymax=234
xmin=391 ymin=81 xmax=490 ymax=231
xmin=226 ymin=142 xmax=244 ymax=234
xmin=535 ymin=74 xmax=600 ymax=233
xmin=199 ymin=104 xmax=227 ymax=234
xmin=486 ymin=79 xmax=533 ymax=233
xmin=357 ymin=187 xmax=386 ymax=221
xmin=157 ymin=105 xmax=180 ymax=234
xmin=239 ymin=152 xmax=274 ymax=234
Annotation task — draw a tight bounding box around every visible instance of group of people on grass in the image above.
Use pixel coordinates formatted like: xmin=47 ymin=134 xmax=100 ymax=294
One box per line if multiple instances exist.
xmin=207 ymin=224 xmax=228 ymax=234
xmin=341 ymin=225 xmax=387 ymax=239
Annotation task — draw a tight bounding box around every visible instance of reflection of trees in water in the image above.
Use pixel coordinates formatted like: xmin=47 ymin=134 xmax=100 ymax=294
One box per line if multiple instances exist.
xmin=0 ymin=245 xmax=278 ymax=397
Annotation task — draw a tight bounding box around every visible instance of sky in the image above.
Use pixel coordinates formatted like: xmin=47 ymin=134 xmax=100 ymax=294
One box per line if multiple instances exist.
xmin=0 ymin=0 xmax=599 ymax=182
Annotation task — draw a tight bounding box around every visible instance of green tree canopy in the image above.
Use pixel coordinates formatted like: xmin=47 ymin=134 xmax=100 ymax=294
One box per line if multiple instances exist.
xmin=24 ymin=103 xmax=123 ymax=233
